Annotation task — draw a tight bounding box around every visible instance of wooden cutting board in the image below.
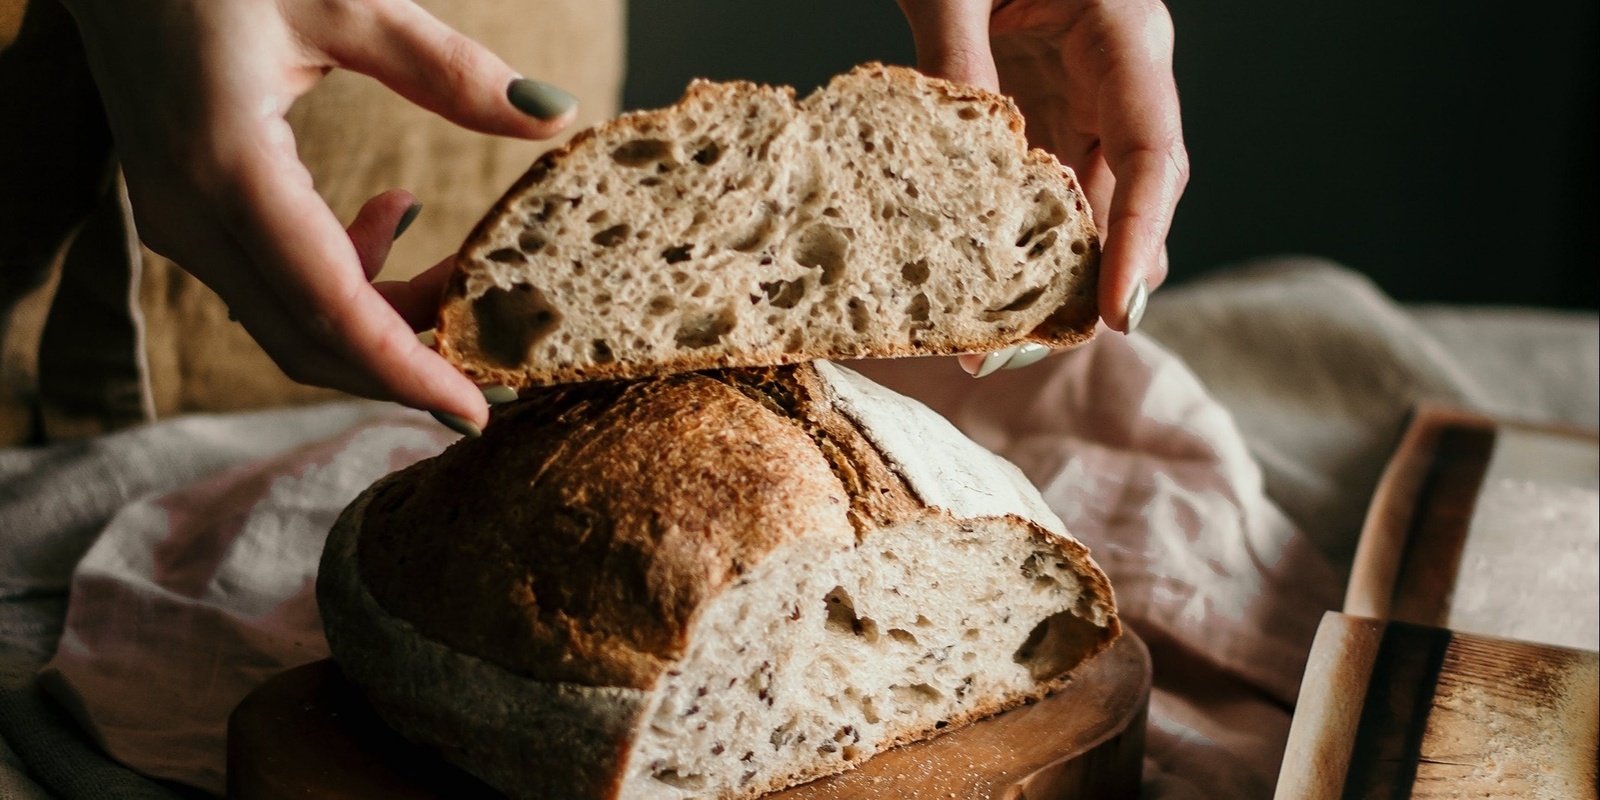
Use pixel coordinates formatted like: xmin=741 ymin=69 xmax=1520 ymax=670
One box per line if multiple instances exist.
xmin=1276 ymin=613 xmax=1598 ymax=800
xmin=1345 ymin=402 xmax=1599 ymax=650
xmin=227 ymin=631 xmax=1149 ymax=799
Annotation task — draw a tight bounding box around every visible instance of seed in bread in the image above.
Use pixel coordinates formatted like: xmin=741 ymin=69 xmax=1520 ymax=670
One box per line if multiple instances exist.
xmin=436 ymin=63 xmax=1100 ymax=388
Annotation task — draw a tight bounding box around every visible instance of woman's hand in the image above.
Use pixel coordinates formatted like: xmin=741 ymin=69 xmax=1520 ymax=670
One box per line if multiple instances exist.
xmin=896 ymin=0 xmax=1189 ymax=370
xmin=60 ymin=0 xmax=579 ymax=432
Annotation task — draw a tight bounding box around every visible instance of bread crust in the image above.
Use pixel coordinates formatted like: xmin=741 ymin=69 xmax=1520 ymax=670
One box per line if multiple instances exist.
xmin=320 ymin=363 xmax=1118 ymax=798
xmin=435 ymin=63 xmax=1101 ymax=388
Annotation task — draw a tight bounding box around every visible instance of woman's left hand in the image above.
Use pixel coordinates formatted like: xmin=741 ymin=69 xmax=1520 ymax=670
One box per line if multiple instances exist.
xmin=895 ymin=0 xmax=1189 ymax=369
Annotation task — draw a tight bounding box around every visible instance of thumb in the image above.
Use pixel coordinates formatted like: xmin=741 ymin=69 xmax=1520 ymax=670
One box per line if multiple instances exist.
xmin=308 ymin=0 xmax=577 ymax=140
xmin=896 ymin=0 xmax=999 ymax=91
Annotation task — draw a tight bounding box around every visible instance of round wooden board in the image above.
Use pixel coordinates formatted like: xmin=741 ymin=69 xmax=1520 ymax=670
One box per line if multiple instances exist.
xmin=227 ymin=632 xmax=1149 ymax=800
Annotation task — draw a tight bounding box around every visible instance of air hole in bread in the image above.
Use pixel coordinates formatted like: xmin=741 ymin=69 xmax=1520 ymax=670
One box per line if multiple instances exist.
xmin=821 ymin=206 xmax=841 ymax=219
xmin=1026 ymin=230 xmax=1058 ymax=259
xmin=471 ymin=283 xmax=562 ymax=367
xmin=848 ymin=298 xmax=870 ymax=333
xmin=692 ymin=140 xmax=723 ymax=166
xmin=887 ymin=628 xmax=918 ymax=646
xmin=891 ymin=682 xmax=943 ymax=709
xmin=651 ymin=767 xmax=706 ymax=790
xmin=661 ymin=244 xmax=693 ymax=264
xmin=592 ymin=339 xmax=615 ymax=363
xmin=1070 ymin=239 xmax=1088 ymax=255
xmin=670 ymin=270 xmax=690 ymax=285
xmin=793 ymin=225 xmax=849 ymax=285
xmin=485 ymin=248 xmax=524 ymax=264
xmin=639 ymin=177 xmax=663 ymax=188
xmin=823 ymin=586 xmax=879 ymax=643
xmin=591 ymin=224 xmax=631 ymax=247
xmin=957 ymin=106 xmax=981 ymax=121
xmin=587 ymin=210 xmax=609 ymax=225
xmin=611 ymin=139 xmax=672 ymax=168
xmin=647 ymin=296 xmax=675 ymax=316
xmin=674 ymin=308 xmax=737 ymax=349
xmin=760 ymin=278 xmax=806 ymax=309
xmin=691 ymin=284 xmax=711 ymax=299
xmin=516 ymin=232 xmax=546 ymax=254
xmin=1012 ymin=611 xmax=1103 ymax=681
xmin=727 ymin=214 xmax=776 ymax=252
xmin=902 ymin=179 xmax=920 ymax=199
xmin=900 ymin=259 xmax=930 ymax=285
xmin=988 ymin=286 xmax=1047 ymax=315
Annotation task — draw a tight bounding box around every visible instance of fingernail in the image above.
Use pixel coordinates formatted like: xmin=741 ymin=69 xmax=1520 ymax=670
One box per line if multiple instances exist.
xmin=1001 ymin=343 xmax=1051 ymax=371
xmin=417 ymin=330 xmax=437 ymax=347
xmin=430 ymin=410 xmax=481 ymax=438
xmin=972 ymin=345 xmax=1021 ymax=379
xmin=394 ymin=202 xmax=422 ymax=240
xmin=481 ymin=384 xmax=518 ymax=404
xmin=507 ymin=78 xmax=576 ymax=120
xmin=1123 ymin=280 xmax=1149 ymax=334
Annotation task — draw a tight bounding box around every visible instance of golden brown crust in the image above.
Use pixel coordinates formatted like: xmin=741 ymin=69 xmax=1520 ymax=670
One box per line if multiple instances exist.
xmin=357 ymin=372 xmax=851 ymax=688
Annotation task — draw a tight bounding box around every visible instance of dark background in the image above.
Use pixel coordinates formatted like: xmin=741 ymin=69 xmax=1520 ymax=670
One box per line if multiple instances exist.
xmin=623 ymin=1 xmax=1598 ymax=309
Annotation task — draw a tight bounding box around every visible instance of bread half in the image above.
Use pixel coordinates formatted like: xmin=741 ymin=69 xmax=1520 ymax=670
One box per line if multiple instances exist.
xmin=318 ymin=361 xmax=1118 ymax=799
xmin=437 ymin=64 xmax=1100 ymax=387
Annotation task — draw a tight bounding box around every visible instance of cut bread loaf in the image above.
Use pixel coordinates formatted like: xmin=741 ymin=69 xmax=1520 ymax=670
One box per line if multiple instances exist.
xmin=437 ymin=63 xmax=1100 ymax=387
xmin=317 ymin=361 xmax=1118 ymax=799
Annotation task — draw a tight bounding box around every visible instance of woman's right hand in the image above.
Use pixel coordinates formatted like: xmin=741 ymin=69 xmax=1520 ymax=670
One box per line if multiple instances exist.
xmin=59 ymin=0 xmax=580 ymax=432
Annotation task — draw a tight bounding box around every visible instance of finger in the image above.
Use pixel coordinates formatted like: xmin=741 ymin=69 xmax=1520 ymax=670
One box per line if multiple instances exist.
xmin=374 ymin=254 xmax=456 ymax=331
xmin=1150 ymin=245 xmax=1170 ymax=291
xmin=896 ymin=0 xmax=1000 ymax=90
xmin=183 ymin=224 xmax=387 ymax=395
xmin=346 ymin=189 xmax=420 ymax=281
xmin=306 ymin=0 xmax=576 ymax=140
xmin=1073 ymin=149 xmax=1116 ymax=239
xmin=1089 ymin=4 xmax=1189 ymax=332
xmin=218 ymin=126 xmax=488 ymax=426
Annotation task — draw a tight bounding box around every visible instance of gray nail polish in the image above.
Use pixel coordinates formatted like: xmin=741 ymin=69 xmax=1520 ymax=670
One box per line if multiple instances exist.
xmin=1001 ymin=343 xmax=1052 ymax=371
xmin=481 ymin=384 xmax=519 ymax=404
xmin=430 ymin=410 xmax=481 ymax=438
xmin=1124 ymin=280 xmax=1149 ymax=334
xmin=973 ymin=345 xmax=1021 ymax=379
xmin=508 ymin=78 xmax=576 ymax=120
xmin=394 ymin=202 xmax=422 ymax=240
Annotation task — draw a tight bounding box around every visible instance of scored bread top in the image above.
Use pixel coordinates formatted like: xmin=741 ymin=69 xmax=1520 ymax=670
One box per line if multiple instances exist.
xmin=437 ymin=63 xmax=1100 ymax=388
xmin=352 ymin=363 xmax=1116 ymax=690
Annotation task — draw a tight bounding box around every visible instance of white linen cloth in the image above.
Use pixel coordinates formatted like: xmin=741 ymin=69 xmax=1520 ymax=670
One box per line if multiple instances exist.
xmin=18 ymin=259 xmax=1599 ymax=798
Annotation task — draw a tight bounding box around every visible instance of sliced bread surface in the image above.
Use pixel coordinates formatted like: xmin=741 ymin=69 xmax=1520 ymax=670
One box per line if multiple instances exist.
xmin=437 ymin=63 xmax=1100 ymax=387
xmin=317 ymin=361 xmax=1118 ymax=799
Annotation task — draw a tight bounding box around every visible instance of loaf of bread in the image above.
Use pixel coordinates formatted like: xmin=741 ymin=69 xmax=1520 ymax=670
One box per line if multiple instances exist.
xmin=317 ymin=361 xmax=1118 ymax=799
xmin=436 ymin=63 xmax=1100 ymax=387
